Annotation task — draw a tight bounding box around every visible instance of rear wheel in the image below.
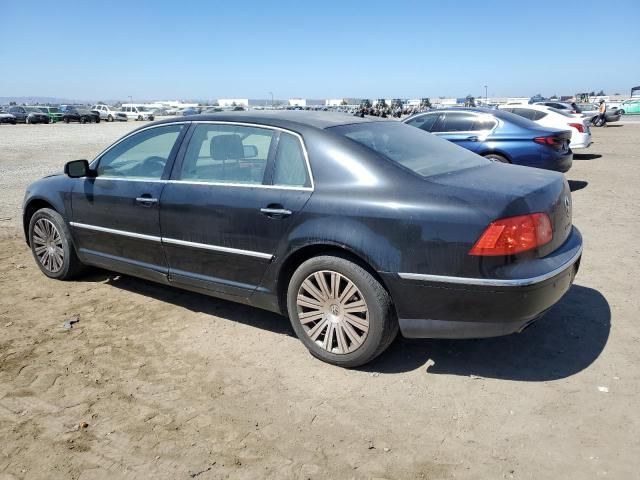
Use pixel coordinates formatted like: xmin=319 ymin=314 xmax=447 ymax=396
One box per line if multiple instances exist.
xmin=28 ymin=208 xmax=84 ymax=280
xmin=80 ymin=116 xmax=87 ymax=124
xmin=63 ymin=117 xmax=70 ymax=124
xmin=25 ymin=116 xmax=31 ymax=125
xmin=484 ymin=153 xmax=509 ymax=163
xmin=137 ymin=115 xmax=143 ymax=121
xmin=107 ymin=114 xmax=113 ymax=122
xmin=286 ymin=255 xmax=398 ymax=367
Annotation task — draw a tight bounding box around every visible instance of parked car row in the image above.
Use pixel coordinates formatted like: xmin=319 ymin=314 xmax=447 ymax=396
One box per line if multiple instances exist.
xmin=0 ymin=104 xmax=159 ymax=125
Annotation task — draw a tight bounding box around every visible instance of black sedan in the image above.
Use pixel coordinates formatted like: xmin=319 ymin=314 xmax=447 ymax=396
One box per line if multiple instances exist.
xmin=22 ymin=112 xmax=583 ymax=367
xmin=61 ymin=107 xmax=100 ymax=124
xmin=8 ymin=106 xmax=50 ymax=124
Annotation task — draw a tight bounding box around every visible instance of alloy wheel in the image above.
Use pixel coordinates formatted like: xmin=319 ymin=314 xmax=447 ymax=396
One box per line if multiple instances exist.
xmin=32 ymin=218 xmax=64 ymax=273
xmin=296 ymin=270 xmax=369 ymax=354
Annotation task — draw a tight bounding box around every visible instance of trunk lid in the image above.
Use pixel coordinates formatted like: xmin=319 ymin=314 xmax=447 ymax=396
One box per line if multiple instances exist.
xmin=429 ymin=163 xmax=573 ymax=257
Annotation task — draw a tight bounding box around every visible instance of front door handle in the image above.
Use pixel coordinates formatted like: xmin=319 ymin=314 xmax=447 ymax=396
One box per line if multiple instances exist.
xmin=260 ymin=207 xmax=292 ymax=218
xmin=135 ymin=196 xmax=158 ymax=207
xmin=466 ymin=135 xmax=479 ymax=142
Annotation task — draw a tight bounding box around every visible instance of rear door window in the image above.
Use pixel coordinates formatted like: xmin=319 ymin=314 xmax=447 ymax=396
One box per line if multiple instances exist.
xmin=179 ymin=123 xmax=275 ymax=184
xmin=436 ymin=113 xmax=476 ymax=132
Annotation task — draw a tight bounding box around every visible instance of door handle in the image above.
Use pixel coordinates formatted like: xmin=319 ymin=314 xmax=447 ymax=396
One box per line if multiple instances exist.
xmin=260 ymin=207 xmax=292 ymax=218
xmin=135 ymin=196 xmax=158 ymax=207
xmin=465 ymin=136 xmax=479 ymax=142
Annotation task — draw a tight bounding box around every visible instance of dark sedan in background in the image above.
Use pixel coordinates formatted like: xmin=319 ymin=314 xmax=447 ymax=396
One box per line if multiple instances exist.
xmin=403 ymin=108 xmax=573 ymax=172
xmin=61 ymin=107 xmax=100 ymax=124
xmin=577 ymin=104 xmax=622 ymax=124
xmin=0 ymin=110 xmax=17 ymax=124
xmin=8 ymin=106 xmax=50 ymax=124
xmin=22 ymin=112 xmax=582 ymax=367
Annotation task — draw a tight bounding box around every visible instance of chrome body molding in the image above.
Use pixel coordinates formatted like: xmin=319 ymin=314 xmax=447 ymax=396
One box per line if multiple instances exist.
xmin=398 ymin=245 xmax=583 ymax=287
xmin=161 ymin=237 xmax=273 ymax=260
xmin=69 ymin=222 xmax=162 ymax=242
xmin=69 ymin=222 xmax=273 ymax=260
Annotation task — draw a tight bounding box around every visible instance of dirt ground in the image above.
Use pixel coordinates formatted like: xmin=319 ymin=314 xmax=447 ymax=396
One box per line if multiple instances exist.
xmin=0 ymin=121 xmax=638 ymax=479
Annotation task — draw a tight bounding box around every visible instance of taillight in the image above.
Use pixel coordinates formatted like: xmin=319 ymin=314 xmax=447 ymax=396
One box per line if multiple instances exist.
xmin=469 ymin=213 xmax=553 ymax=256
xmin=568 ymin=122 xmax=585 ymax=133
xmin=533 ymin=136 xmax=561 ymax=146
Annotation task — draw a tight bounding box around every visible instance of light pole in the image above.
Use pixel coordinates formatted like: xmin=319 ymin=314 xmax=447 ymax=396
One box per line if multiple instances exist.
xmin=128 ymin=95 xmax=132 ymax=105
xmin=269 ymin=91 xmax=274 ymax=108
xmin=484 ymin=85 xmax=488 ymax=104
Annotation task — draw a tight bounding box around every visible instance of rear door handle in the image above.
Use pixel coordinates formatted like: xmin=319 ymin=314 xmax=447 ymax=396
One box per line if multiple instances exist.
xmin=260 ymin=207 xmax=292 ymax=218
xmin=136 ymin=196 xmax=158 ymax=207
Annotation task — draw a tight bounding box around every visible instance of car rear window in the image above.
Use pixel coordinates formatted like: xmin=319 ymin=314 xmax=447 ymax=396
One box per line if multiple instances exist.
xmin=328 ymin=122 xmax=488 ymax=177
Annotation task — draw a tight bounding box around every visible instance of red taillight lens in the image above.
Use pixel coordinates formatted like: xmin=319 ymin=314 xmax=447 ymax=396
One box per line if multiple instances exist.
xmin=568 ymin=122 xmax=585 ymax=133
xmin=469 ymin=213 xmax=553 ymax=256
xmin=533 ymin=136 xmax=561 ymax=146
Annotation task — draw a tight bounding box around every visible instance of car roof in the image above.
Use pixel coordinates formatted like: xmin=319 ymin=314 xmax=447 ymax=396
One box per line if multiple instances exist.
xmin=153 ymin=110 xmax=380 ymax=130
xmin=407 ymin=107 xmax=515 ymax=121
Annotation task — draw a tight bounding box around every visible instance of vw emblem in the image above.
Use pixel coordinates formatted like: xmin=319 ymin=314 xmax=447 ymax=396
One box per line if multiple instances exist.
xmin=564 ymin=196 xmax=571 ymax=217
xmin=330 ymin=304 xmax=340 ymax=316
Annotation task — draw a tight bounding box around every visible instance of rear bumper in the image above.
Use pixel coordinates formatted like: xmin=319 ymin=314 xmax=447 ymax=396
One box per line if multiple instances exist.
xmin=382 ymin=227 xmax=583 ymax=339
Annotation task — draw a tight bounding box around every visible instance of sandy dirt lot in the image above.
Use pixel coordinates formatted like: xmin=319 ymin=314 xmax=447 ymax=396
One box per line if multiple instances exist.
xmin=0 ymin=121 xmax=638 ymax=479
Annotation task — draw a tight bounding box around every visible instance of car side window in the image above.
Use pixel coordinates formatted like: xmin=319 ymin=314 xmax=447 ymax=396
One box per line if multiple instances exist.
xmin=512 ymin=108 xmax=537 ymax=121
xmin=179 ymin=124 xmax=274 ymax=184
xmin=97 ymin=124 xmax=184 ymax=179
xmin=533 ymin=110 xmax=548 ymax=121
xmin=438 ymin=113 xmax=476 ymax=132
xmin=273 ymin=132 xmax=310 ymax=188
xmin=406 ymin=114 xmax=439 ymax=132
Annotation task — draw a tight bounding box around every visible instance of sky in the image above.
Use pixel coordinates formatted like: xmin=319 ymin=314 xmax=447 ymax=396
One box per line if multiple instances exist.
xmin=1 ymin=0 xmax=639 ymax=101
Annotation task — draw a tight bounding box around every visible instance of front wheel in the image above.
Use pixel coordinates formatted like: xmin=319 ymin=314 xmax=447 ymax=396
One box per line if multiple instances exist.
xmin=137 ymin=115 xmax=143 ymax=121
xmin=619 ymin=110 xmax=625 ymax=115
xmin=29 ymin=208 xmax=84 ymax=280
xmin=63 ymin=117 xmax=70 ymax=124
xmin=80 ymin=116 xmax=87 ymax=124
xmin=286 ymin=255 xmax=398 ymax=367
xmin=107 ymin=115 xmax=113 ymax=122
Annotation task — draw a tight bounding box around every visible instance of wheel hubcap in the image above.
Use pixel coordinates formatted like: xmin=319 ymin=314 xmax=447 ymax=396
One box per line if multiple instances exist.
xmin=296 ymin=270 xmax=369 ymax=354
xmin=32 ymin=218 xmax=64 ymax=273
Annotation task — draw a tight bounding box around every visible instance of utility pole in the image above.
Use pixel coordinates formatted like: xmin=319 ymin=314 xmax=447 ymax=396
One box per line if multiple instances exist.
xmin=484 ymin=85 xmax=488 ymax=104
xmin=269 ymin=91 xmax=274 ymax=108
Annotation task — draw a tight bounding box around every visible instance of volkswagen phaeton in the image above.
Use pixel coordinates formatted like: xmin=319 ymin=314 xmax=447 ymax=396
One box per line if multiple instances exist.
xmin=23 ymin=112 xmax=583 ymax=367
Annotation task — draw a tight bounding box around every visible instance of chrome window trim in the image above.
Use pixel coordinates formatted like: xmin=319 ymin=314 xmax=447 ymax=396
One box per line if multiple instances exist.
xmin=69 ymin=222 xmax=162 ymax=242
xmin=398 ymin=245 xmax=582 ymax=287
xmin=405 ymin=111 xmax=497 ymax=135
xmin=162 ymin=237 xmax=273 ymax=260
xmin=69 ymin=222 xmax=274 ymax=260
xmin=89 ymin=120 xmax=315 ymax=191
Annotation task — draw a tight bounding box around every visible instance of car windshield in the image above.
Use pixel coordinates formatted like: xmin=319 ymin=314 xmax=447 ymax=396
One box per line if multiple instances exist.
xmin=329 ymin=121 xmax=488 ymax=178
xmin=137 ymin=107 xmax=148 ymax=111
xmin=49 ymin=107 xmax=60 ymax=113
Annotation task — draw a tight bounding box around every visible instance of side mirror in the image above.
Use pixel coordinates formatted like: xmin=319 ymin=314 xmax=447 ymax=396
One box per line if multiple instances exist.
xmin=243 ymin=145 xmax=258 ymax=158
xmin=64 ymin=159 xmax=92 ymax=178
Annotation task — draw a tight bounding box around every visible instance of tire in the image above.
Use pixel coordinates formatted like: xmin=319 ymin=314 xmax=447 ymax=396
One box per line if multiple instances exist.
xmin=95 ymin=116 xmax=100 ymax=124
xmin=28 ymin=208 xmax=84 ymax=280
xmin=286 ymin=255 xmax=398 ymax=367
xmin=80 ymin=116 xmax=87 ymax=124
xmin=107 ymin=115 xmax=113 ymax=122
xmin=619 ymin=110 xmax=625 ymax=115
xmin=137 ymin=115 xmax=143 ymax=121
xmin=64 ymin=117 xmax=69 ymax=124
xmin=484 ymin=153 xmax=510 ymax=163
xmin=25 ymin=116 xmax=30 ymax=125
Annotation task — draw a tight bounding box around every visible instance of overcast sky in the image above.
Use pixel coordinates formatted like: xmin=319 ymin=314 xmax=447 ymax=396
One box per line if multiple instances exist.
xmin=1 ymin=0 xmax=638 ymax=101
